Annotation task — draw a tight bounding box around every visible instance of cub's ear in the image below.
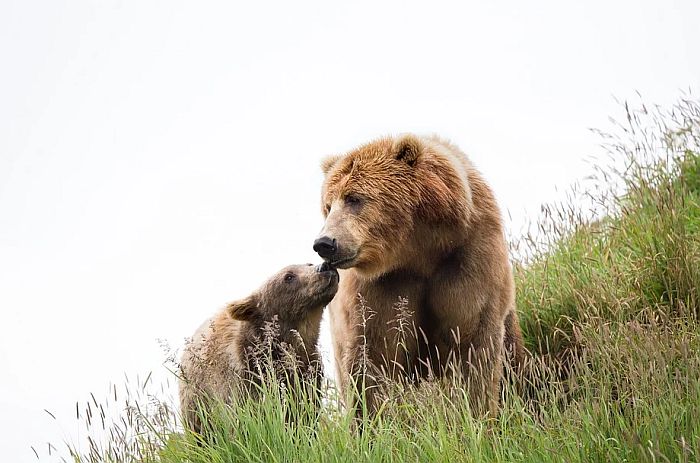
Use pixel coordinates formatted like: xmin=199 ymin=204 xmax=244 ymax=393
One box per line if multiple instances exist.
xmin=226 ymin=295 xmax=258 ymax=321
xmin=321 ymin=154 xmax=342 ymax=175
xmin=393 ymin=134 xmax=423 ymax=167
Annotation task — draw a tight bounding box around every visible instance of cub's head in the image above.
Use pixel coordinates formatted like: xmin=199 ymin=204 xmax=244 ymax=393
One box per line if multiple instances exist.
xmin=314 ymin=134 xmax=459 ymax=276
xmin=226 ymin=263 xmax=338 ymax=331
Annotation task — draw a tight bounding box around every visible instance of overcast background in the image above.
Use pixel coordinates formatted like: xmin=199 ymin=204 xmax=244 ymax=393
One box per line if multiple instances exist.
xmin=1 ymin=0 xmax=698 ymax=460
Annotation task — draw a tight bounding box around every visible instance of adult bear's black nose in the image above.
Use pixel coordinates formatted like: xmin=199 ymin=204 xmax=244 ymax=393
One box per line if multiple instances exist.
xmin=313 ymin=236 xmax=337 ymax=259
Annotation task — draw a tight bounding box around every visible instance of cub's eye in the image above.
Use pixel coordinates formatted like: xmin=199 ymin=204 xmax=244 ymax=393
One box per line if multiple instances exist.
xmin=284 ymin=273 xmax=296 ymax=283
xmin=344 ymin=194 xmax=361 ymax=206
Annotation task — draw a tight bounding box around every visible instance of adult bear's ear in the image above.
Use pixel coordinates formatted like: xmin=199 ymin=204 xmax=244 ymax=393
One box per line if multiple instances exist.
xmin=226 ymin=295 xmax=259 ymax=321
xmin=393 ymin=134 xmax=422 ymax=167
xmin=321 ymin=154 xmax=342 ymax=175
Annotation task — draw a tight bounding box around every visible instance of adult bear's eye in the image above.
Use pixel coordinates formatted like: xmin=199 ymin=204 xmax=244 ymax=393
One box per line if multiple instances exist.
xmin=344 ymin=194 xmax=361 ymax=206
xmin=284 ymin=273 xmax=296 ymax=283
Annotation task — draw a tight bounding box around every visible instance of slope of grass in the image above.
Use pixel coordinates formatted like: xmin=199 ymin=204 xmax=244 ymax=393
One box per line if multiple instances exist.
xmin=52 ymin=97 xmax=700 ymax=462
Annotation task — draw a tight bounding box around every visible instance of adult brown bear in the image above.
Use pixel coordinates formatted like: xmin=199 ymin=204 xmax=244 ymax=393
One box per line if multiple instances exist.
xmin=314 ymin=134 xmax=524 ymax=416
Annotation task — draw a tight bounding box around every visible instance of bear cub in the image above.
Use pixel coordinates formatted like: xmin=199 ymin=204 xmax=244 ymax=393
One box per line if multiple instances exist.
xmin=179 ymin=262 xmax=338 ymax=433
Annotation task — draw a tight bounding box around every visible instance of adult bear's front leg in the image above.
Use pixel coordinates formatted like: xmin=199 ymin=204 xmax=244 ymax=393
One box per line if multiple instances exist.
xmin=459 ymin=319 xmax=505 ymax=419
xmin=427 ymin=247 xmax=513 ymax=417
xmin=341 ymin=343 xmax=384 ymax=420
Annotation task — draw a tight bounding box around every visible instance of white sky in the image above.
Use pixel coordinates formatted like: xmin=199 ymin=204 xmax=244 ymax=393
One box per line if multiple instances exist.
xmin=0 ymin=0 xmax=698 ymax=460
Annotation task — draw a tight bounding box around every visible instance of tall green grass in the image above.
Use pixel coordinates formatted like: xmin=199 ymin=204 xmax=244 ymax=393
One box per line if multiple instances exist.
xmin=46 ymin=96 xmax=700 ymax=462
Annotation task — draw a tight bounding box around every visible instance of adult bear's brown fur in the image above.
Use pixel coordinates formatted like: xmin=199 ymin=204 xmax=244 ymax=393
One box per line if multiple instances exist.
xmin=179 ymin=263 xmax=338 ymax=433
xmin=315 ymin=134 xmax=524 ymax=417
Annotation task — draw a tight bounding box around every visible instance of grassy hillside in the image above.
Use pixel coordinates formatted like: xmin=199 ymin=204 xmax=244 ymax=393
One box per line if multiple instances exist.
xmin=57 ymin=97 xmax=700 ymax=462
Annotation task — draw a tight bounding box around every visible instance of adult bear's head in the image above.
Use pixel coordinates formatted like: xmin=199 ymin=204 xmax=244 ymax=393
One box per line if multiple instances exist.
xmin=314 ymin=134 xmax=473 ymax=277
